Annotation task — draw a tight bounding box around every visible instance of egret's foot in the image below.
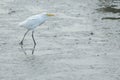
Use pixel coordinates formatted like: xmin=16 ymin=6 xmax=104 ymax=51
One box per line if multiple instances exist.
xmin=19 ymin=41 xmax=23 ymax=45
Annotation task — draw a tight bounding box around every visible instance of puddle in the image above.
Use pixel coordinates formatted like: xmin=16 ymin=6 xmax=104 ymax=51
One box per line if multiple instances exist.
xmin=97 ymin=6 xmax=120 ymax=13
xmin=102 ymin=17 xmax=120 ymax=20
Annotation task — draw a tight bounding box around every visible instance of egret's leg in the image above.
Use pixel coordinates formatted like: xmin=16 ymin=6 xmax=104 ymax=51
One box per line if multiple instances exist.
xmin=19 ymin=30 xmax=30 ymax=55
xmin=32 ymin=30 xmax=36 ymax=55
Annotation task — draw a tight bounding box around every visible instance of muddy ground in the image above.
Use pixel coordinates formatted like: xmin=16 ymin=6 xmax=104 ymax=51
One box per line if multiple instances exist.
xmin=0 ymin=0 xmax=120 ymax=80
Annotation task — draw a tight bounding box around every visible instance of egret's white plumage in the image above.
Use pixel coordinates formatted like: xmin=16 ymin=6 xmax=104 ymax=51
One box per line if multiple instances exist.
xmin=19 ymin=13 xmax=48 ymax=30
xmin=19 ymin=13 xmax=54 ymax=55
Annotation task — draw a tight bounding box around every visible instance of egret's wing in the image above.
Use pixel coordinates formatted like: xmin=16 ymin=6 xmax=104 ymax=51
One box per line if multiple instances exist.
xmin=19 ymin=15 xmax=46 ymax=29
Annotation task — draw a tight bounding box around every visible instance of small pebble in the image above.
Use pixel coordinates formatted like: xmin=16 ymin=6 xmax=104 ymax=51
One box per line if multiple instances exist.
xmin=53 ymin=35 xmax=57 ymax=37
xmin=96 ymin=54 xmax=100 ymax=56
xmin=8 ymin=10 xmax=16 ymax=15
xmin=90 ymin=32 xmax=94 ymax=35
xmin=89 ymin=38 xmax=92 ymax=40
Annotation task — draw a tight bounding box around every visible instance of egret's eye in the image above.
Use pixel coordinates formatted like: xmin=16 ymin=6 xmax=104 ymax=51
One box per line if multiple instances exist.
xmin=47 ymin=13 xmax=55 ymax=16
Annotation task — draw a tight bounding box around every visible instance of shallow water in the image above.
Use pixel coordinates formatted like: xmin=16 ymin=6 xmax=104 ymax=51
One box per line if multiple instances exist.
xmin=0 ymin=0 xmax=120 ymax=80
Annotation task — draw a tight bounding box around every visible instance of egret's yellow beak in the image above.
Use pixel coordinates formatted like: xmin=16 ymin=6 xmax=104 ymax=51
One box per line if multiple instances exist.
xmin=47 ymin=13 xmax=55 ymax=16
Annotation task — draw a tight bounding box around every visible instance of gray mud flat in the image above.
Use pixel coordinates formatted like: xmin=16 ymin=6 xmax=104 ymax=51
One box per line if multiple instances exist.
xmin=0 ymin=0 xmax=120 ymax=80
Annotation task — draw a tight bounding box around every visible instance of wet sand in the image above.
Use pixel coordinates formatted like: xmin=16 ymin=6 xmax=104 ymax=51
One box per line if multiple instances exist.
xmin=0 ymin=0 xmax=120 ymax=80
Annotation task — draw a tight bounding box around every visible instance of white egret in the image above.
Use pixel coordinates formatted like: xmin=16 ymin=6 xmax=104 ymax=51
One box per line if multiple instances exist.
xmin=19 ymin=13 xmax=55 ymax=55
